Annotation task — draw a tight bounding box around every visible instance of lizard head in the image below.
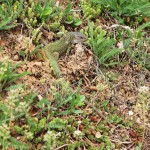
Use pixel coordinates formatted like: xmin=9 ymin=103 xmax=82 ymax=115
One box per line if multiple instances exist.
xmin=71 ymin=32 xmax=87 ymax=44
xmin=63 ymin=32 xmax=87 ymax=44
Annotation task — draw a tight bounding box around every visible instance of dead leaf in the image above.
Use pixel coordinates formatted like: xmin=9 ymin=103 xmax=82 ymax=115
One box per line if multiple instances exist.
xmin=42 ymin=30 xmax=54 ymax=41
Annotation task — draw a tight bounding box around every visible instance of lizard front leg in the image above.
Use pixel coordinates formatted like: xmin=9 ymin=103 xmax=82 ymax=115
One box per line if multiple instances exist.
xmin=66 ymin=45 xmax=72 ymax=56
xmin=45 ymin=50 xmax=62 ymax=77
xmin=52 ymin=52 xmax=59 ymax=60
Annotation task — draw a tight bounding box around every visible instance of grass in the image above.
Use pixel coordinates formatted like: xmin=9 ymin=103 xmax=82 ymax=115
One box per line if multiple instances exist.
xmin=0 ymin=0 xmax=23 ymax=30
xmin=0 ymin=0 xmax=149 ymax=149
xmin=101 ymin=0 xmax=150 ymax=25
xmin=87 ymin=21 xmax=123 ymax=67
xmin=0 ymin=57 xmax=30 ymax=92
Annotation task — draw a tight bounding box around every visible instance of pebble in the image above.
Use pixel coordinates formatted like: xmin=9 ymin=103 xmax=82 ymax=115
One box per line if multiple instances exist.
xmin=13 ymin=54 xmax=19 ymax=61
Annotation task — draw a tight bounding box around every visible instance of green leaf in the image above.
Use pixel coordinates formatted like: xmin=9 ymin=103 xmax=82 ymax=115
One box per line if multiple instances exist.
xmin=19 ymin=50 xmax=26 ymax=58
xmin=37 ymin=3 xmax=43 ymax=13
xmin=14 ymin=125 xmax=23 ymax=134
xmin=74 ymin=19 xmax=82 ymax=26
xmin=5 ymin=84 xmax=25 ymax=91
xmin=101 ymin=100 xmax=109 ymax=110
xmin=100 ymin=48 xmax=122 ymax=63
xmin=37 ymin=98 xmax=50 ymax=108
xmin=0 ymin=102 xmax=7 ymax=113
xmin=136 ymin=142 xmax=142 ymax=150
xmin=10 ymin=72 xmax=30 ymax=81
xmin=63 ymin=0 xmax=72 ymax=16
xmin=65 ymin=15 xmax=74 ymax=24
xmin=42 ymin=7 xmax=52 ymax=16
xmin=0 ymin=0 xmax=23 ymax=30
xmin=90 ymin=0 xmax=101 ymax=4
xmin=30 ymin=44 xmax=42 ymax=56
xmin=27 ymin=116 xmax=38 ymax=132
xmin=75 ymin=95 xmax=85 ymax=106
xmin=10 ymin=137 xmax=29 ymax=149
xmin=38 ymin=117 xmax=46 ymax=131
xmin=58 ymin=110 xmax=71 ymax=115
xmin=48 ymin=118 xmax=67 ymax=130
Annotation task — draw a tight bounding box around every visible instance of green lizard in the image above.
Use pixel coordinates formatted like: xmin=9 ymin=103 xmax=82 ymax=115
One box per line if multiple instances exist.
xmin=37 ymin=32 xmax=87 ymax=77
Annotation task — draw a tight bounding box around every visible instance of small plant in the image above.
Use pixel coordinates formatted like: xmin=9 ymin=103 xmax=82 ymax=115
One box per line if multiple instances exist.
xmin=0 ymin=84 xmax=37 ymax=149
xmin=36 ymin=0 xmax=53 ymax=22
xmin=80 ymin=0 xmax=101 ymax=20
xmin=48 ymin=118 xmax=67 ymax=130
xmin=20 ymin=0 xmax=57 ymax=27
xmin=43 ymin=130 xmax=61 ymax=150
xmin=0 ymin=84 xmax=36 ymax=123
xmin=0 ymin=0 xmax=23 ymax=30
xmin=63 ymin=1 xmax=82 ymax=27
xmin=0 ymin=57 xmax=29 ymax=91
xmin=115 ymin=22 xmax=150 ymax=69
xmin=134 ymin=86 xmax=150 ymax=145
xmin=100 ymin=136 xmax=115 ymax=150
xmin=81 ymin=21 xmax=122 ymax=66
xmin=101 ymin=0 xmax=150 ymax=25
xmin=50 ymin=78 xmax=85 ymax=115
xmin=65 ymin=14 xmax=82 ymax=27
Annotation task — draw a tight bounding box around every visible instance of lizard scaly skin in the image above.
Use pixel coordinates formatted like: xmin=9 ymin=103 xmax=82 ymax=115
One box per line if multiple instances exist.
xmin=37 ymin=32 xmax=86 ymax=77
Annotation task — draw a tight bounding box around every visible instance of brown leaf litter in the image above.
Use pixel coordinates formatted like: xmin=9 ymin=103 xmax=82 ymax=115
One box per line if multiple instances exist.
xmin=59 ymin=43 xmax=96 ymax=83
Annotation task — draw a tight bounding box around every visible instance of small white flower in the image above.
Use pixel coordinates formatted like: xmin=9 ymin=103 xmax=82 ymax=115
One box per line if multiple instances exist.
xmin=73 ymin=130 xmax=83 ymax=138
xmin=44 ymin=131 xmax=56 ymax=142
xmin=15 ymin=102 xmax=28 ymax=113
xmin=78 ymin=121 xmax=82 ymax=124
xmin=128 ymin=111 xmax=134 ymax=116
xmin=0 ymin=124 xmax=10 ymax=140
xmin=43 ymin=131 xmax=57 ymax=149
xmin=24 ymin=131 xmax=33 ymax=140
xmin=138 ymin=86 xmax=149 ymax=93
xmin=56 ymin=132 xmax=61 ymax=137
xmin=47 ymin=131 xmax=54 ymax=135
